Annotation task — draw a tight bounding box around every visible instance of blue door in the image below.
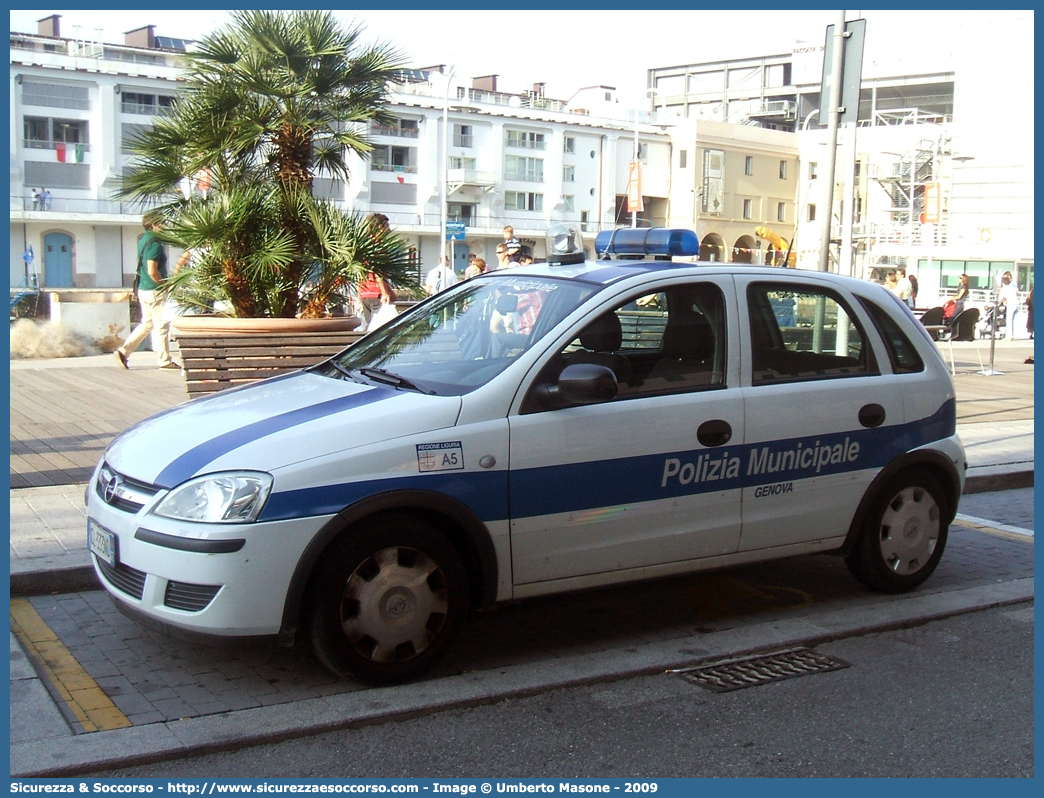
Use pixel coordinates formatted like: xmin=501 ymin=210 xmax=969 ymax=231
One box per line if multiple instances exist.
xmin=453 ymin=244 xmax=469 ymax=276
xmin=44 ymin=232 xmax=73 ymax=287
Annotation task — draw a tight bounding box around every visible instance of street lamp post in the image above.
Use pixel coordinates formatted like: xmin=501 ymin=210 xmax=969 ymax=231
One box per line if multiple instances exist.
xmin=440 ymin=67 xmax=456 ymax=271
xmin=631 ymin=88 xmax=660 ymax=228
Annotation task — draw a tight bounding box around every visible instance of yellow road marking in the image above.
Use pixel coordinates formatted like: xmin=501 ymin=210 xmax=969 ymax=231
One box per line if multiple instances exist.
xmin=954 ymin=518 xmax=1035 ymax=543
xmin=10 ymin=597 xmax=131 ymax=733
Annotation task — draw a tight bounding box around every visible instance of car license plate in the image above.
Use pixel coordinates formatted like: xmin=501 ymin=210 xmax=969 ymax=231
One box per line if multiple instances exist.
xmin=87 ymin=518 xmax=117 ymax=567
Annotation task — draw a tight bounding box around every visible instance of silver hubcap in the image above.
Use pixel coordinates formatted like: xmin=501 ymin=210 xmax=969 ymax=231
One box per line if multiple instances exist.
xmin=878 ymin=486 xmax=940 ymax=575
xmin=339 ymin=546 xmax=448 ymax=663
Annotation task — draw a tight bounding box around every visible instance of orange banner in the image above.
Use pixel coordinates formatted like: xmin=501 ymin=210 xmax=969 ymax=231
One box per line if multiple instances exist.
xmin=627 ymin=160 xmax=644 ymax=213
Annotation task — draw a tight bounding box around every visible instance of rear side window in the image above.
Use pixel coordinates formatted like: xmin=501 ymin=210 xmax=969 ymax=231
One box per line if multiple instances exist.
xmin=747 ymin=282 xmax=877 ymax=383
xmin=858 ymin=297 xmax=925 ymax=374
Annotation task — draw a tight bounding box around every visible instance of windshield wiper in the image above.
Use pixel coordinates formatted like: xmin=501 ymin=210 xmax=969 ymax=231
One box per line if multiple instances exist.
xmin=322 ymin=360 xmax=366 ymax=384
xmin=359 ymin=367 xmax=434 ymax=395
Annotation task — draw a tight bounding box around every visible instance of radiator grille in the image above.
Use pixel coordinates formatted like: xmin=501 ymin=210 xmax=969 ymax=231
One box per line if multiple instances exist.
xmin=95 ymin=555 xmax=147 ymax=600
xmin=164 ymin=581 xmax=222 ymax=612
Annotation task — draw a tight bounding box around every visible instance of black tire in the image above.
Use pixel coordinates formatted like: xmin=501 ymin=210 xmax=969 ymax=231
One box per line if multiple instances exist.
xmin=846 ymin=471 xmax=949 ymax=593
xmin=308 ymin=514 xmax=469 ymax=684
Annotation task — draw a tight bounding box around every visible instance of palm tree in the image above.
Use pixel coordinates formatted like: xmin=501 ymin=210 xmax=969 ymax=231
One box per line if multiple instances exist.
xmin=120 ymin=10 xmax=414 ymax=318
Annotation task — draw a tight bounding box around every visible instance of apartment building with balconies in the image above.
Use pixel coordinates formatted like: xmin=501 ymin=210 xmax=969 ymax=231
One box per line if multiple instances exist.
xmin=10 ymin=14 xmax=804 ymax=292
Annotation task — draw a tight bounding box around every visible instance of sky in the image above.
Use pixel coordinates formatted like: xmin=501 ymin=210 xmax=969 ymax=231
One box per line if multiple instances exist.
xmin=10 ymin=8 xmax=1026 ymax=104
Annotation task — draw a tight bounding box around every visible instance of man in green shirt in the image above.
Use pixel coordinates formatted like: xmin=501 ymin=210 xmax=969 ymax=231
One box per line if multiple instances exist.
xmin=115 ymin=213 xmax=179 ymax=370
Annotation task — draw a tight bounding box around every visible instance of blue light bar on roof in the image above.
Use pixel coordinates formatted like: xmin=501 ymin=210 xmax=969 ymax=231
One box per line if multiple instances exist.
xmin=594 ymin=228 xmax=700 ymax=259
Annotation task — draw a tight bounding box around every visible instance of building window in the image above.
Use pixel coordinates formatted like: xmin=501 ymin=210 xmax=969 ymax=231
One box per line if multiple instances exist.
xmin=743 ymin=199 xmax=753 ymax=219
xmin=505 ymin=155 xmax=544 ymax=182
xmin=563 ymin=195 xmax=575 ymax=212
xmin=779 ymin=160 xmax=788 ymax=179
xmin=121 ymin=91 xmax=155 ymax=114
xmin=563 ymin=165 xmax=575 ymax=182
xmin=372 ymin=119 xmax=420 ymax=138
xmin=121 ymin=92 xmax=176 ymax=115
xmin=449 ymin=156 xmax=476 ymax=171
xmin=679 ymin=150 xmax=688 ymax=169
xmin=580 ymin=210 xmax=591 ymax=230
xmin=370 ymin=145 xmax=416 ymax=173
xmin=505 ymin=191 xmax=543 ymax=211
xmin=24 ymin=117 xmax=89 ymax=150
xmin=808 ymin=161 xmax=818 ymax=180
xmin=777 ymin=203 xmax=786 ymax=222
xmin=807 ymin=204 xmax=817 ymax=222
xmin=745 ymin=156 xmax=754 ymax=176
xmin=448 ymin=203 xmax=476 ymax=224
xmin=563 ymin=136 xmax=575 ymax=153
xmin=453 ymin=124 xmax=473 ymax=148
xmin=506 ymin=129 xmax=546 ymax=150
xmin=22 ymin=81 xmax=89 ymax=110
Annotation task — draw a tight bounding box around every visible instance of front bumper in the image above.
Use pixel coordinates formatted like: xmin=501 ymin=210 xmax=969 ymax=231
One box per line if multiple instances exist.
xmin=86 ymin=465 xmax=334 ymax=638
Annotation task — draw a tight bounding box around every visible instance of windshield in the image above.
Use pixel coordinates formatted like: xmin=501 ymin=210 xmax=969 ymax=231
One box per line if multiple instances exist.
xmin=324 ymin=275 xmax=598 ymax=396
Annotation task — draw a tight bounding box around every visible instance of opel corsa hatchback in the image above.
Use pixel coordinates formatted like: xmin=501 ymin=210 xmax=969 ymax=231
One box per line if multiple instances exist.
xmin=87 ymin=225 xmax=966 ymax=684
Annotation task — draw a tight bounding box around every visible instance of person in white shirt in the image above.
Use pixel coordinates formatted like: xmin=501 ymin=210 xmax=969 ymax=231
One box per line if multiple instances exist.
xmin=424 ymin=256 xmax=458 ymax=296
xmin=998 ymin=271 xmax=1020 ymax=339
xmin=895 ymin=268 xmax=913 ymax=308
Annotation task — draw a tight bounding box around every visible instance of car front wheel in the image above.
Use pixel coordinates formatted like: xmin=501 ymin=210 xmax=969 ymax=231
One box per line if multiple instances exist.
xmin=846 ymin=472 xmax=949 ymax=593
xmin=308 ymin=515 xmax=469 ymax=684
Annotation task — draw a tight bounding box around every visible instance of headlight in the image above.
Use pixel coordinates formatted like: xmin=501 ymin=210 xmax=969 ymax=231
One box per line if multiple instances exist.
xmin=153 ymin=472 xmax=273 ymax=524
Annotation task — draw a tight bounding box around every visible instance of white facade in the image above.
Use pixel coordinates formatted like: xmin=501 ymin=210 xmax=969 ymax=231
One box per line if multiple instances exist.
xmin=9 ymin=26 xmax=682 ymax=289
xmin=649 ymin=12 xmax=1034 ymax=300
xmin=10 ymin=17 xmax=807 ymax=293
xmin=10 ymin=26 xmax=186 ymax=289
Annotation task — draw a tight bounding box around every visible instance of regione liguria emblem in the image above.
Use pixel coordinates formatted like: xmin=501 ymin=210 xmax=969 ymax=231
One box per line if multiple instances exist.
xmin=416 ymin=442 xmax=465 ymax=472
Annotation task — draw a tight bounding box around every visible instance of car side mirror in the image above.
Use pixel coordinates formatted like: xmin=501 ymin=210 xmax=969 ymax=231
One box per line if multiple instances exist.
xmin=539 ymin=363 xmax=618 ymax=405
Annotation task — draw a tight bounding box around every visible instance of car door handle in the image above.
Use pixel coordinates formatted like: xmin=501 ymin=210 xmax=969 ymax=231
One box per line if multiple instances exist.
xmin=858 ymin=403 xmax=886 ymax=428
xmin=697 ymin=419 xmax=732 ymax=448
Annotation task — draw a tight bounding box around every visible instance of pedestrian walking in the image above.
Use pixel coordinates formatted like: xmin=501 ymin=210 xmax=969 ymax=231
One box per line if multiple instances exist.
xmin=114 ymin=213 xmax=179 ymax=370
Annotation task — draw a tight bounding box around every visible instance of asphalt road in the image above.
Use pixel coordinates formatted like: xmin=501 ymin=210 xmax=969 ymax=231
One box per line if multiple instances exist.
xmin=92 ymin=600 xmax=1033 ymax=778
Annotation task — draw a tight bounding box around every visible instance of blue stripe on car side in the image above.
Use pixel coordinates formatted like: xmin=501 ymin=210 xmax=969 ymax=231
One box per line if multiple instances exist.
xmin=154 ymin=387 xmax=398 ymax=488
xmin=259 ymin=470 xmax=510 ymax=522
xmin=256 ymin=399 xmax=957 ymax=525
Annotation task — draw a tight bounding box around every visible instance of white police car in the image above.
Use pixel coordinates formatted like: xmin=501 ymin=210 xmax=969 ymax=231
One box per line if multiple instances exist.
xmin=87 ymin=224 xmax=965 ymax=684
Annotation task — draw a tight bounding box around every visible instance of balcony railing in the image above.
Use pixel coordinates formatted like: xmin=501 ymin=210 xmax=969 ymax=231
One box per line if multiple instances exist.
xmin=505 ymin=138 xmax=547 ymax=151
xmin=370 ymin=164 xmax=417 ymax=174
xmin=10 ymin=195 xmax=161 ymax=215
xmin=370 ymin=124 xmax=420 ymax=138
xmin=447 ymin=169 xmax=496 ymax=186
xmin=120 ymin=101 xmax=175 ymax=116
xmin=23 ymin=140 xmax=91 ymax=152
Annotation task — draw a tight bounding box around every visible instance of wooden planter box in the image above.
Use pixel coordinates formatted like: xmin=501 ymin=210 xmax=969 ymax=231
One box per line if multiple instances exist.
xmin=171 ymin=317 xmax=365 ymax=397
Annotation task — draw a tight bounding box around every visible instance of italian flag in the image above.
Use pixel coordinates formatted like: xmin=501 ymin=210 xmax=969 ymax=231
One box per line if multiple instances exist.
xmin=56 ymin=143 xmax=84 ymax=163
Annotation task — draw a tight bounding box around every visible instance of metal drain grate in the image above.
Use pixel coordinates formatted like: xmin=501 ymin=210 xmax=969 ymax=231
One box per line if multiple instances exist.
xmin=676 ymin=647 xmax=850 ymax=692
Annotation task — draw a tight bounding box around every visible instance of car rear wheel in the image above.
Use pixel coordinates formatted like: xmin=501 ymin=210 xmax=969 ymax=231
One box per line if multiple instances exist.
xmin=846 ymin=472 xmax=949 ymax=593
xmin=308 ymin=515 xmax=469 ymax=684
